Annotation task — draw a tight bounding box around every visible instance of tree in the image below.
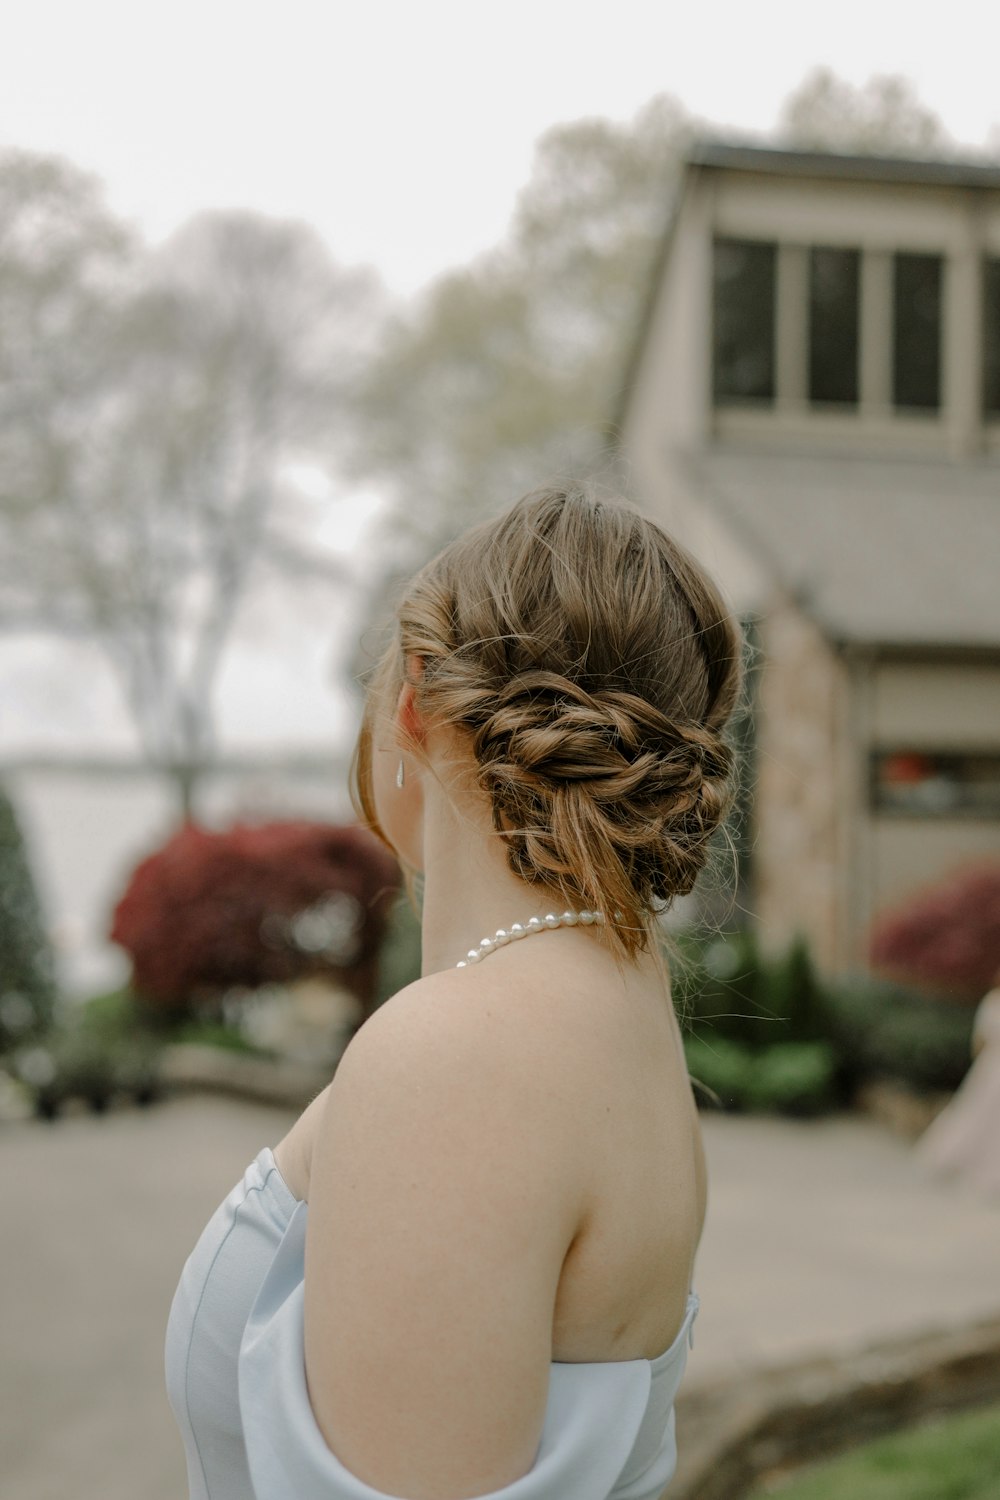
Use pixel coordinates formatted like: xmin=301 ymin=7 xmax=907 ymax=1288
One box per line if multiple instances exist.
xmin=0 ymin=148 xmax=137 ymax=634
xmin=77 ymin=212 xmax=382 ymax=809
xmin=0 ymin=153 xmax=387 ymax=813
xmin=777 ymin=68 xmax=953 ymax=156
xmin=0 ymin=779 xmax=59 ymax=1050
xmin=345 ymin=94 xmax=694 ymax=599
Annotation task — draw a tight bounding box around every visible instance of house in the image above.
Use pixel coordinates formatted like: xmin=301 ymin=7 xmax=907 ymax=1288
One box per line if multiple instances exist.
xmin=616 ymin=141 xmax=1000 ymax=975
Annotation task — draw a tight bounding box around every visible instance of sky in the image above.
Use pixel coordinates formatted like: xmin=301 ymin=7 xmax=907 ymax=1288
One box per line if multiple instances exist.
xmin=5 ymin=0 xmax=1000 ymax=299
xmin=4 ymin=0 xmax=1000 ymax=758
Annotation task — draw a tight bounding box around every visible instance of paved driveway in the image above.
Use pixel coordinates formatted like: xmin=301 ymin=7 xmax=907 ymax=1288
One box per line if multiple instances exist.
xmin=3 ymin=1095 xmax=999 ymax=1500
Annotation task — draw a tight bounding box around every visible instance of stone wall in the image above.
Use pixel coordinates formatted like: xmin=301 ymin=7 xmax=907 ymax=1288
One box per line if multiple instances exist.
xmin=751 ymin=595 xmax=856 ymax=972
xmin=670 ymin=1309 xmax=1000 ymax=1500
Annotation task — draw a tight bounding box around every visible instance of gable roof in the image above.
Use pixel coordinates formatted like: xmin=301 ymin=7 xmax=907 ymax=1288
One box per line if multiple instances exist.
xmin=687 ymin=139 xmax=1000 ymax=191
xmin=680 ymin=447 xmax=1000 ymax=651
xmin=614 ymin=139 xmax=1000 ymax=653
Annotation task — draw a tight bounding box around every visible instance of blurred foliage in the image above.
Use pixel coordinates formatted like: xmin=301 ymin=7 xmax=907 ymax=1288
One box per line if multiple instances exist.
xmin=869 ymin=863 xmax=1000 ymax=1005
xmin=819 ymin=973 xmax=975 ymax=1094
xmin=7 ymin=982 xmax=279 ymax=1119
xmin=673 ymin=928 xmax=842 ymax=1113
xmin=10 ymin=986 xmax=164 ymax=1119
xmin=109 ymin=819 xmax=400 ymax=1019
xmin=776 ymin=68 xmax=953 ymax=156
xmin=684 ymin=1035 xmax=838 ymax=1117
xmin=0 ymin=779 xmax=58 ymax=1052
xmin=0 ymin=147 xmax=385 ymax=817
xmin=672 ymin=926 xmax=975 ymax=1112
xmin=343 ymin=94 xmax=695 ymax=661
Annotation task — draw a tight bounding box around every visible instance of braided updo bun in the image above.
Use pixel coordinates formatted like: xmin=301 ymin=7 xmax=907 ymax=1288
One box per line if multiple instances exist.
xmin=353 ymin=484 xmax=743 ymax=960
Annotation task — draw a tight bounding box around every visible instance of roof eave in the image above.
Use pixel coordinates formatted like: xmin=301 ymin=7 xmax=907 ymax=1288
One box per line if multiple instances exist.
xmin=686 ymin=137 xmax=1000 ymax=191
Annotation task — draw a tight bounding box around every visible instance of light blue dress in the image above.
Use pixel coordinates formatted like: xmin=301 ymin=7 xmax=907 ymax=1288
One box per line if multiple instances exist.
xmin=165 ymin=1147 xmax=700 ymax=1500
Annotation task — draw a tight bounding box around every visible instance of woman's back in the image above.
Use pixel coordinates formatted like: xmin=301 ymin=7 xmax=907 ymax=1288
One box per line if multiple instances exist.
xmin=166 ymin=1136 xmax=701 ymax=1500
xmin=276 ymin=937 xmax=705 ymax=1369
xmin=166 ymin=943 xmax=706 ymax=1500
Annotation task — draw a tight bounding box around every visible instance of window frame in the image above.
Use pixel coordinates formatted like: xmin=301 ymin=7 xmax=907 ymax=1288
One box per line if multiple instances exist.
xmin=710 ymin=236 xmax=955 ymax=442
xmin=870 ymin=748 xmax=1000 ymax=820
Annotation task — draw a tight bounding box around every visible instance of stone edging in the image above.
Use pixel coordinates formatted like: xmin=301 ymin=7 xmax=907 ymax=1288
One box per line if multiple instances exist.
xmin=669 ymin=1310 xmax=1000 ymax=1500
xmin=853 ymin=1078 xmax=953 ymax=1141
xmin=160 ymin=1044 xmax=332 ymax=1110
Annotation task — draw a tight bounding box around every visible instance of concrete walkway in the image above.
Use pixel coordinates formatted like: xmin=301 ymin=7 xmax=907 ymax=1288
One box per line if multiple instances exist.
xmin=3 ymin=1095 xmax=999 ymax=1500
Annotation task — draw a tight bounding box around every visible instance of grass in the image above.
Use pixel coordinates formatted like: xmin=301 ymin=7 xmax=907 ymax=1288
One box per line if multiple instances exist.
xmin=748 ymin=1399 xmax=1000 ymax=1500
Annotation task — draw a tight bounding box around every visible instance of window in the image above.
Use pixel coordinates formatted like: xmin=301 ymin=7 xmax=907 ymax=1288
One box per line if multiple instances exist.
xmin=893 ymin=253 xmax=943 ymax=410
xmin=984 ymin=257 xmax=1000 ymax=417
xmin=712 ymin=238 xmax=776 ymax=404
xmin=872 ymin=751 xmax=1000 ymax=817
xmin=809 ymin=247 xmax=860 ymax=406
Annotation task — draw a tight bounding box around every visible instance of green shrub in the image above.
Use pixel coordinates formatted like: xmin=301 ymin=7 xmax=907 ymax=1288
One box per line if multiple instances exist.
xmin=671 ymin=927 xmax=835 ymax=1052
xmin=12 ymin=1021 xmax=163 ymax=1117
xmin=742 ymin=1040 xmax=839 ymax=1115
xmin=672 ymin=922 xmax=975 ymax=1104
xmin=763 ymin=934 xmax=827 ymax=1045
xmin=818 ymin=974 xmax=974 ymax=1093
xmin=10 ymin=986 xmax=171 ymax=1118
xmin=0 ymin=780 xmax=59 ymax=1052
xmin=669 ymin=927 xmax=763 ymax=1045
xmin=78 ymin=983 xmax=272 ymax=1056
xmin=683 ymin=1035 xmax=754 ymax=1108
xmin=684 ymin=1034 xmax=838 ymax=1116
xmin=77 ymin=985 xmax=159 ymax=1040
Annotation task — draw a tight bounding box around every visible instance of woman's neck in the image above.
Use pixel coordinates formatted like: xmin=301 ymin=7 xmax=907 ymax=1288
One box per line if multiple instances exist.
xmin=415 ymin=769 xmax=605 ymax=977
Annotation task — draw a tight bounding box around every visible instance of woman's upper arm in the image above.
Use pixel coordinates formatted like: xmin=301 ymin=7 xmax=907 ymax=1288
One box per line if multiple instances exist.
xmin=301 ymin=984 xmax=585 ymax=1500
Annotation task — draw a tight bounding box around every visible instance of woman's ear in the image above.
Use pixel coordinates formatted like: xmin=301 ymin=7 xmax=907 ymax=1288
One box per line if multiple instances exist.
xmin=392 ymin=678 xmax=425 ymax=750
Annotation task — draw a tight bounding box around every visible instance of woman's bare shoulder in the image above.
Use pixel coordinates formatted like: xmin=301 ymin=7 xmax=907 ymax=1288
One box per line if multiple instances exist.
xmin=273 ymin=967 xmax=536 ymax=1200
xmin=348 ymin=960 xmax=568 ymax=1057
xmin=300 ymin=967 xmax=586 ymax=1498
xmin=336 ymin=963 xmax=567 ymax=1095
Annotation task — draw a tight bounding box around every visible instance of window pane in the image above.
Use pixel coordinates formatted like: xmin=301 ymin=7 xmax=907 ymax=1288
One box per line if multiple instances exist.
xmin=712 ymin=239 xmax=776 ymax=403
xmin=872 ymin=750 xmax=1000 ymax=818
xmin=809 ymin=247 xmax=860 ymax=405
xmin=984 ymin=257 xmax=1000 ymax=416
xmin=893 ymin=253 xmax=942 ymax=410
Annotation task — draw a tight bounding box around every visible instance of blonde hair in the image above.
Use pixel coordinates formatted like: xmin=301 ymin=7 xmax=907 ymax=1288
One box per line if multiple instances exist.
xmin=352 ymin=484 xmax=744 ymax=963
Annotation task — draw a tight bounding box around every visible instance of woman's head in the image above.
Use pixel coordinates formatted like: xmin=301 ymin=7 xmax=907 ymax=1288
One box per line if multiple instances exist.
xmin=352 ymin=483 xmax=744 ymax=959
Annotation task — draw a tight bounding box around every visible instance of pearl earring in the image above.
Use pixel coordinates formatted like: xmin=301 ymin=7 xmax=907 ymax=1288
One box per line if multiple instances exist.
xmin=396 ymin=758 xmax=405 ymax=789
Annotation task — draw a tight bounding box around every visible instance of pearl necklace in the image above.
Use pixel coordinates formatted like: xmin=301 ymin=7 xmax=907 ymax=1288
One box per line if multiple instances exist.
xmin=456 ymin=910 xmax=605 ymax=968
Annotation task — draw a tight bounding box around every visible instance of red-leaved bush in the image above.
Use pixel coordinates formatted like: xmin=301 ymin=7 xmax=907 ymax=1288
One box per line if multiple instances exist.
xmin=869 ymin=862 xmax=1000 ymax=1004
xmin=109 ymin=819 xmax=400 ymax=1018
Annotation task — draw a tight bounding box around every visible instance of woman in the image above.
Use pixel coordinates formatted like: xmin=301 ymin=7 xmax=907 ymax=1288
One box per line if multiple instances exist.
xmin=165 ymin=484 xmax=744 ymax=1500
